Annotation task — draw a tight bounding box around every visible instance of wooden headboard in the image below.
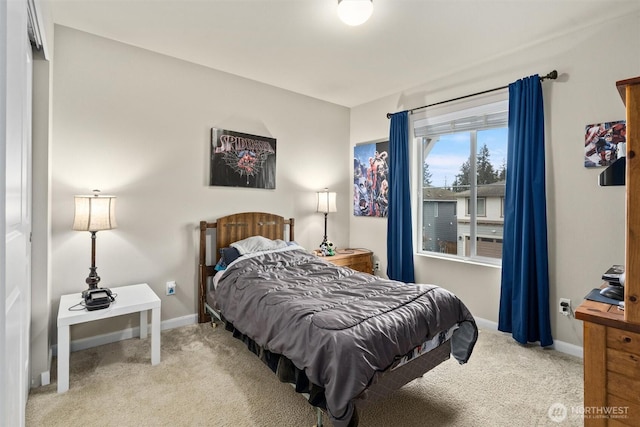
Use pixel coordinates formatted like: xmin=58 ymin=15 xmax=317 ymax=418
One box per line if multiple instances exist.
xmin=198 ymin=212 xmax=295 ymax=323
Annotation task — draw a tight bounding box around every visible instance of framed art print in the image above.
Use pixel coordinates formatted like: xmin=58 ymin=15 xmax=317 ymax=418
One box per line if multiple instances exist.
xmin=584 ymin=120 xmax=626 ymax=168
xmin=210 ymin=128 xmax=276 ymax=189
xmin=353 ymin=140 xmax=389 ymax=217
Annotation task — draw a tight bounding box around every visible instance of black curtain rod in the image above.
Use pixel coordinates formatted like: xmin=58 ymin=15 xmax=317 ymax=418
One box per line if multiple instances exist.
xmin=386 ymin=70 xmax=558 ymax=119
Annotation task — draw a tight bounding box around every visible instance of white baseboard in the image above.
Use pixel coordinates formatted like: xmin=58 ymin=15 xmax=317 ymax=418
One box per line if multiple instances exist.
xmin=474 ymin=316 xmax=499 ymax=331
xmin=474 ymin=316 xmax=583 ymax=359
xmin=49 ymin=313 xmax=583 ymax=360
xmin=40 ymin=370 xmax=50 ymax=386
xmin=161 ymin=313 xmax=198 ymax=331
xmin=40 ymin=348 xmax=52 ymax=386
xmin=51 ymin=313 xmax=198 ymax=357
xmin=31 ymin=348 xmax=52 ymax=388
xmin=551 ymin=340 xmax=583 ymax=359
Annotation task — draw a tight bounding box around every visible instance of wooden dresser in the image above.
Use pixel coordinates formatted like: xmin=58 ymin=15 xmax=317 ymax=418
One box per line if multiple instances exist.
xmin=575 ymin=297 xmax=640 ymax=425
xmin=322 ymin=248 xmax=373 ymax=274
xmin=576 ymin=76 xmax=640 ymax=426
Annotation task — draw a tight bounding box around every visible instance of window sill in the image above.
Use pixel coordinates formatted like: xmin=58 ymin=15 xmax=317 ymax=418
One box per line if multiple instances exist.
xmin=415 ymin=251 xmax=502 ymax=269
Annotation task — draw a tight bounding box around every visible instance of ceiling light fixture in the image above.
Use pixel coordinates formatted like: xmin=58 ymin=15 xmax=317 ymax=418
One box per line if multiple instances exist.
xmin=337 ymin=0 xmax=373 ymax=26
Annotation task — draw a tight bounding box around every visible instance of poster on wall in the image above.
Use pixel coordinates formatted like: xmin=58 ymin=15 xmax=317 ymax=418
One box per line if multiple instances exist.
xmin=584 ymin=120 xmax=626 ymax=168
xmin=210 ymin=128 xmax=276 ymax=189
xmin=353 ymin=140 xmax=389 ymax=217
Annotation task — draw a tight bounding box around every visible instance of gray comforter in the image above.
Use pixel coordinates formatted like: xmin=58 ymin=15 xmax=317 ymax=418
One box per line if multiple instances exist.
xmin=215 ymin=246 xmax=477 ymax=426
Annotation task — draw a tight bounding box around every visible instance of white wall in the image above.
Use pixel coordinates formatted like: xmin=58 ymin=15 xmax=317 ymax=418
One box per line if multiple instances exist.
xmin=50 ymin=26 xmax=351 ymax=341
xmin=46 ymin=13 xmax=640 ymax=350
xmin=350 ymin=12 xmax=640 ymax=347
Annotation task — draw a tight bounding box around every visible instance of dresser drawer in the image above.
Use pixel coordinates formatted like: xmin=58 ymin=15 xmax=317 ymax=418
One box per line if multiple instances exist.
xmin=608 ymin=369 xmax=640 ymax=405
xmin=607 ymin=327 xmax=640 ymax=354
xmin=606 ymin=393 xmax=640 ymax=425
xmin=606 ymin=347 xmax=640 ymax=378
xmin=322 ymin=249 xmax=373 ymax=274
xmin=344 ymin=259 xmax=373 ymax=274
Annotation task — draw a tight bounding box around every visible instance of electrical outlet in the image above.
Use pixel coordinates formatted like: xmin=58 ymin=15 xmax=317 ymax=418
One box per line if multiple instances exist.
xmin=374 ymin=261 xmax=380 ymax=271
xmin=166 ymin=281 xmax=176 ymax=296
xmin=559 ymin=298 xmax=571 ymax=316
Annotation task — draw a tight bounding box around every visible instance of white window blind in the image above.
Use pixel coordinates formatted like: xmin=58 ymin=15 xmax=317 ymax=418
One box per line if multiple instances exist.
xmin=414 ymin=100 xmax=508 ymax=137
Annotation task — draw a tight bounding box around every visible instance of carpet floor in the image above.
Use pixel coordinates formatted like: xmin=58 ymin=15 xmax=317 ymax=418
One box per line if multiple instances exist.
xmin=26 ymin=324 xmax=584 ymax=426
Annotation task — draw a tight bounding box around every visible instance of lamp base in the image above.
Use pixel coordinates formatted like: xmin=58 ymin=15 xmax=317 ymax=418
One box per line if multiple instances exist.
xmin=85 ymin=266 xmax=101 ymax=289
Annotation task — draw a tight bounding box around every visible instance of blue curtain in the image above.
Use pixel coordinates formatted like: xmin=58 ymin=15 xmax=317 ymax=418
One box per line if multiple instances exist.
xmin=498 ymin=75 xmax=553 ymax=347
xmin=387 ymin=111 xmax=415 ymax=283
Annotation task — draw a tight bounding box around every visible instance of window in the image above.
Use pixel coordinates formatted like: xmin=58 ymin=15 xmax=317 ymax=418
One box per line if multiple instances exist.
xmin=415 ymin=100 xmax=508 ymax=263
xmin=465 ymin=197 xmax=486 ymax=216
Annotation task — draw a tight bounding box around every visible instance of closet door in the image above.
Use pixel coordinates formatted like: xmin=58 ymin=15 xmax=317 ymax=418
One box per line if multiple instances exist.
xmin=2 ymin=0 xmax=33 ymax=424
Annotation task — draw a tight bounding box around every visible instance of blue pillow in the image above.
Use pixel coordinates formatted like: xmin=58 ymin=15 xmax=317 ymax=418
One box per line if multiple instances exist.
xmin=214 ymin=247 xmax=241 ymax=271
xmin=221 ymin=247 xmax=241 ymax=264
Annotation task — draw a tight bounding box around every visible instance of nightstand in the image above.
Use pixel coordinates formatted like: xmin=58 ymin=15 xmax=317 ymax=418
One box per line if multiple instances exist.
xmin=56 ymin=283 xmax=161 ymax=393
xmin=323 ymin=248 xmax=374 ymax=274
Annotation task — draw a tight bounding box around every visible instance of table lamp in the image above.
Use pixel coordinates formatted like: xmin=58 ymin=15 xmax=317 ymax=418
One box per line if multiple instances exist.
xmin=73 ymin=190 xmax=117 ymax=293
xmin=316 ymin=188 xmax=337 ymax=254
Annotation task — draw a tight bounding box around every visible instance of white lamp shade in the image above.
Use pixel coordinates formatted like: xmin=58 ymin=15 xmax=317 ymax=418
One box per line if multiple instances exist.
xmin=337 ymin=0 xmax=373 ymax=26
xmin=73 ymin=194 xmax=117 ymax=231
xmin=316 ymin=191 xmax=337 ymax=214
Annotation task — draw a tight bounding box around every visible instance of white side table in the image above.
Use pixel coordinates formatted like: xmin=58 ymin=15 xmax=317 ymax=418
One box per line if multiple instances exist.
xmin=57 ymin=283 xmax=161 ymax=393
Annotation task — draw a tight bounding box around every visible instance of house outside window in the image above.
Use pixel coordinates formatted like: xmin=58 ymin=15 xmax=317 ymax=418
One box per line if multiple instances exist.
xmin=414 ymin=99 xmax=508 ymax=264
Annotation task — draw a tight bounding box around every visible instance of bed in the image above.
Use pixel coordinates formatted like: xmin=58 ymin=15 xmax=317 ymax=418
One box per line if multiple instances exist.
xmin=198 ymin=212 xmax=478 ymax=427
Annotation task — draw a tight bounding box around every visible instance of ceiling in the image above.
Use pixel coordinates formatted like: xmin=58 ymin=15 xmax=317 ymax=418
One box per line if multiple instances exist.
xmin=49 ymin=0 xmax=640 ymax=108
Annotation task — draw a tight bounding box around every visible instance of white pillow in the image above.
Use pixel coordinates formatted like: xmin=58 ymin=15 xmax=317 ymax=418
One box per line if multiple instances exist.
xmin=230 ymin=235 xmax=288 ymax=255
